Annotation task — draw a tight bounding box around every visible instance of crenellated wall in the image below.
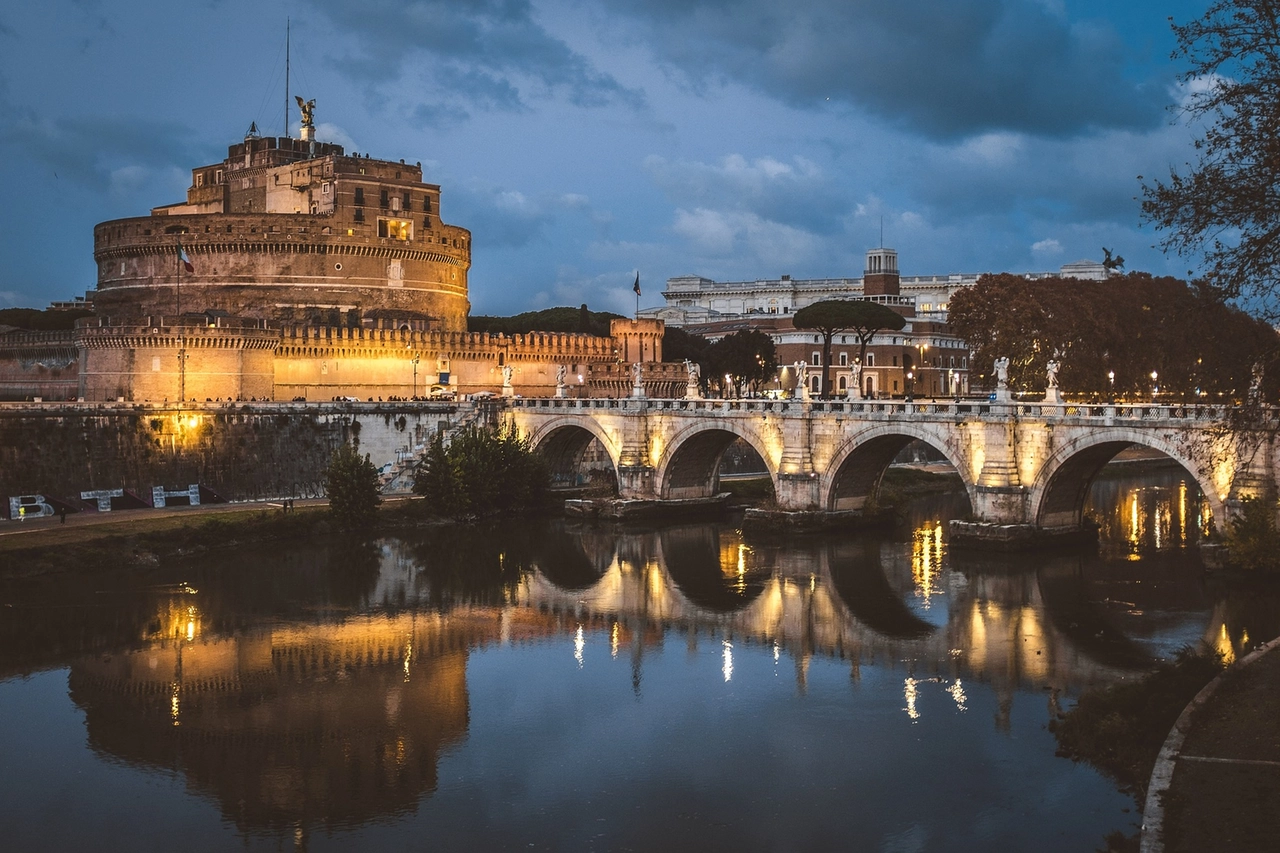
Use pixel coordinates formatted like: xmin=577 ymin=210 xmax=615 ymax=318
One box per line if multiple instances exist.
xmin=0 ymin=330 xmax=81 ymax=401
xmin=0 ymin=322 xmax=628 ymax=402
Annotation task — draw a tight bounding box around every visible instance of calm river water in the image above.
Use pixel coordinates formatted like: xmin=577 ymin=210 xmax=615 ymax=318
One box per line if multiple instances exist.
xmin=2 ymin=465 xmax=1278 ymax=852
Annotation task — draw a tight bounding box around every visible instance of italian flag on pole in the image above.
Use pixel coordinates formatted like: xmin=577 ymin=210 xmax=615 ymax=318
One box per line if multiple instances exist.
xmin=179 ymin=243 xmax=194 ymax=273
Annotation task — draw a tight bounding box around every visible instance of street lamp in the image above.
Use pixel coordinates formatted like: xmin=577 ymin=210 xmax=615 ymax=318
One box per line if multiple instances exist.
xmin=725 ymin=373 xmax=734 ymax=399
xmin=906 ymin=369 xmax=914 ymax=403
xmin=407 ymin=346 xmax=420 ymax=399
xmin=1108 ymin=370 xmax=1115 ymax=403
xmin=1151 ymin=370 xmax=1159 ymax=402
xmin=916 ymin=342 xmax=930 ymax=398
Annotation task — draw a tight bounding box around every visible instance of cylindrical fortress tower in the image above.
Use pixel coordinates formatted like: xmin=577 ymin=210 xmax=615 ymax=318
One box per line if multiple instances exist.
xmin=92 ymin=131 xmax=471 ymax=331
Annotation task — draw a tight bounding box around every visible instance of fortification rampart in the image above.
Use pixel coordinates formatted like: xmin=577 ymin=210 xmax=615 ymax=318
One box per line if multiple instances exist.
xmin=0 ymin=330 xmax=81 ymax=401
xmin=0 ymin=400 xmax=463 ymax=508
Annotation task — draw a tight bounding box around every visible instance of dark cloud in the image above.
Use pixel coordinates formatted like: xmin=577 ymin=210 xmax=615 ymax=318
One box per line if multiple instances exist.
xmin=610 ymin=0 xmax=1167 ymax=139
xmin=0 ymin=100 xmax=201 ymax=190
xmin=305 ymin=0 xmax=644 ymax=119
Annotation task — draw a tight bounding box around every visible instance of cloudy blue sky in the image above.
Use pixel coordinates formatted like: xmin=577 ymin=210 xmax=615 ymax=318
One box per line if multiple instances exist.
xmin=0 ymin=0 xmax=1210 ymax=315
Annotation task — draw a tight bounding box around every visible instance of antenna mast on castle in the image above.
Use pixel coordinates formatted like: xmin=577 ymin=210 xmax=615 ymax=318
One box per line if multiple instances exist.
xmin=284 ymin=18 xmax=291 ymax=137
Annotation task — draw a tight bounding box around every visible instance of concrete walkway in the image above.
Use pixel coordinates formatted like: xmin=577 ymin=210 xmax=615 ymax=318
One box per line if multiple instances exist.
xmin=1142 ymin=635 xmax=1280 ymax=852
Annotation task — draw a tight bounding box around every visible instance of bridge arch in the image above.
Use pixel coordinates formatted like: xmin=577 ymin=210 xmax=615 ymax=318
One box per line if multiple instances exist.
xmin=820 ymin=424 xmax=975 ymax=512
xmin=1027 ymin=429 xmax=1225 ymax=531
xmin=654 ymin=421 xmax=779 ymax=500
xmin=521 ymin=415 xmax=620 ymax=490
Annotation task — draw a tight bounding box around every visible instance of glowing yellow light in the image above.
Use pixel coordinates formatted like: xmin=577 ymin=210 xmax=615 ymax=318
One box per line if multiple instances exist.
xmin=948 ymin=678 xmax=968 ymax=712
xmin=403 ymin=637 xmax=413 ymax=681
xmin=1179 ymin=481 xmax=1187 ymax=545
xmin=610 ymin=622 xmax=619 ymax=659
xmin=904 ymin=677 xmax=920 ymax=721
xmin=722 ymin=640 xmax=734 ymax=682
xmin=170 ymin=683 xmax=181 ymax=727
xmin=1216 ymin=623 xmax=1236 ymax=665
xmin=186 ymin=416 xmax=200 ymax=429
xmin=574 ymin=625 xmax=585 ymax=668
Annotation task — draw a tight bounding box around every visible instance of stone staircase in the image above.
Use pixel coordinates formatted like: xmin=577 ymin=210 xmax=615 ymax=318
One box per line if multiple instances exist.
xmin=378 ymin=400 xmax=502 ymax=494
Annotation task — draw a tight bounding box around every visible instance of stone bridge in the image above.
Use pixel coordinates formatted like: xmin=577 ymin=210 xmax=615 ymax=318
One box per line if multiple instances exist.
xmin=509 ymin=397 xmax=1276 ymax=540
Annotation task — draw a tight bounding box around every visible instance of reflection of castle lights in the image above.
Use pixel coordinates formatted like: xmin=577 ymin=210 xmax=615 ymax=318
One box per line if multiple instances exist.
xmin=912 ymin=521 xmax=945 ymax=608
xmin=170 ymin=683 xmax=181 ymax=727
xmin=403 ymin=637 xmax=413 ymax=682
xmin=722 ymin=640 xmax=734 ymax=682
xmin=773 ymin=640 xmax=780 ymax=665
xmin=947 ymin=678 xmax=967 ymax=712
xmin=610 ymin=622 xmax=619 ymax=659
xmin=1179 ymin=481 xmax=1187 ymax=545
xmin=574 ymin=625 xmax=585 ymax=668
xmin=903 ymin=677 xmax=920 ymax=721
xmin=1216 ymin=623 xmax=1236 ymax=666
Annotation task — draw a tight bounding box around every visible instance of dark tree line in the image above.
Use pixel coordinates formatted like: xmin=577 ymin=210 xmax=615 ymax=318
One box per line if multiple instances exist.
xmin=948 ymin=273 xmax=1279 ymax=401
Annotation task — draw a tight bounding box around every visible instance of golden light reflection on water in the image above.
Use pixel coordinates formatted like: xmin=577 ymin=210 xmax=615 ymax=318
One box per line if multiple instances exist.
xmin=1091 ymin=472 xmax=1208 ymax=557
xmin=903 ymin=677 xmax=920 ymax=721
xmin=912 ymin=520 xmax=945 ymax=608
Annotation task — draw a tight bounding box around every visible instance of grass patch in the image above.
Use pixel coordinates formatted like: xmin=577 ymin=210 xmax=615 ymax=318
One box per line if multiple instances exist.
xmin=1050 ymin=648 xmax=1223 ymax=797
xmin=877 ymin=466 xmax=965 ymax=507
xmin=720 ymin=476 xmax=775 ymax=505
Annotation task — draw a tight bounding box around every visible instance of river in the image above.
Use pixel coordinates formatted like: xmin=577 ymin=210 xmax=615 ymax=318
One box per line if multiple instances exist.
xmin=1 ymin=464 xmax=1277 ymax=852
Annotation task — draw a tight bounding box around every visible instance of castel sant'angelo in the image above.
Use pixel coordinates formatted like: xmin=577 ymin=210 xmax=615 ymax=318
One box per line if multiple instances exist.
xmin=0 ymin=100 xmax=671 ymax=402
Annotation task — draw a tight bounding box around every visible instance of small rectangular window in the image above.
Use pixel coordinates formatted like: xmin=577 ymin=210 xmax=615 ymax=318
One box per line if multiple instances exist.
xmin=322 ymin=182 xmax=331 ymax=195
xmin=403 ymin=191 xmax=410 ymax=209
xmin=892 ymin=356 xmax=898 ymax=366
xmin=354 ymin=187 xmax=364 ymax=205
xmin=424 ymin=196 xmax=433 ymax=213
xmin=214 ymin=169 xmax=223 ymax=184
xmin=354 ymin=208 xmax=364 ymax=222
xmin=866 ymin=354 xmax=875 ymax=367
xmin=378 ymin=218 xmax=412 ymax=240
xmin=195 ymin=173 xmax=204 ymax=188
xmin=839 ymin=352 xmax=848 ymax=366
xmin=379 ymin=189 xmax=389 ymax=209
xmin=423 ymin=216 xmax=431 ymax=230
xmin=811 ymin=352 xmax=821 ymax=366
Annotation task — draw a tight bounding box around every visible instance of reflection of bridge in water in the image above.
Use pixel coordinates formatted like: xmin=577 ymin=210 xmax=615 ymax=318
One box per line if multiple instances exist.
xmin=517 ymin=524 xmax=1178 ymax=724
xmin=55 ymin=505 xmax=1265 ymax=838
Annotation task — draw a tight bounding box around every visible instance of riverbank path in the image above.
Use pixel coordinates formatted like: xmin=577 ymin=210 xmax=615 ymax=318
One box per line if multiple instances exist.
xmin=1144 ymin=635 xmax=1280 ymax=852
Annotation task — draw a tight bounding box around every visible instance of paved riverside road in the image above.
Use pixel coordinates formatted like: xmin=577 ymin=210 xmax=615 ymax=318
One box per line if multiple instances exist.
xmin=1145 ymin=636 xmax=1280 ymax=852
xmin=0 ymin=497 xmax=427 ymax=540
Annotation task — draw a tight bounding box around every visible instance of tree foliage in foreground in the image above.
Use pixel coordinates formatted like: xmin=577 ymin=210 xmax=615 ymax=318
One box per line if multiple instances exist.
xmin=413 ymin=422 xmax=549 ymax=518
xmin=947 ymin=273 xmax=1279 ymax=399
xmin=793 ymin=300 xmax=907 ymax=398
xmin=324 ymin=444 xmax=382 ymax=531
xmin=1142 ymin=1 xmax=1280 ymax=319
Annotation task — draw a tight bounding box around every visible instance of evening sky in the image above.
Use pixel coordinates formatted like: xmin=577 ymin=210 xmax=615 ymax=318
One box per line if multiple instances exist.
xmin=0 ymin=0 xmax=1211 ymax=315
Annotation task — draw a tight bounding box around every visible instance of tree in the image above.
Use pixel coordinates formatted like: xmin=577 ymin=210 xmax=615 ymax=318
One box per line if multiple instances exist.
xmin=1142 ymin=1 xmax=1280 ymax=320
xmin=793 ymin=300 xmax=907 ymax=398
xmin=324 ymin=444 xmax=382 ymax=531
xmin=413 ymin=422 xmax=549 ymax=518
xmin=704 ymin=329 xmax=778 ymax=397
xmin=947 ymin=272 xmax=1279 ymax=399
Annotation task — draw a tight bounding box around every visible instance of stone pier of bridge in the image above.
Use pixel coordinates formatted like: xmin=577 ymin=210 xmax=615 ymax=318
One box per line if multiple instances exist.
xmin=509 ymin=397 xmax=1276 ymax=545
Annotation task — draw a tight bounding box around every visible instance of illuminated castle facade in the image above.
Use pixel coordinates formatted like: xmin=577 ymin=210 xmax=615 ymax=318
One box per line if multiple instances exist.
xmin=0 ymin=108 xmax=667 ymax=402
xmin=94 ymin=127 xmax=472 ymax=330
